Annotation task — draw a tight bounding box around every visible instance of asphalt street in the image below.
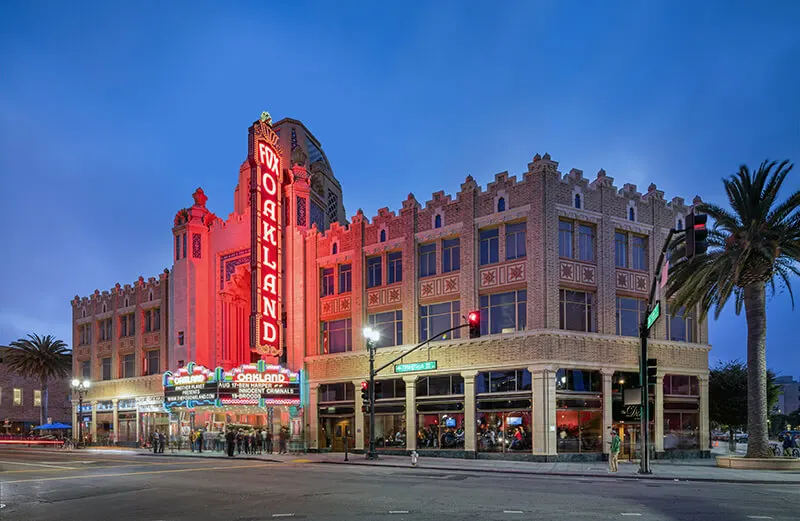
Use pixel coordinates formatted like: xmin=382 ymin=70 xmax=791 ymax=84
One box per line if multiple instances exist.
xmin=0 ymin=449 xmax=798 ymax=520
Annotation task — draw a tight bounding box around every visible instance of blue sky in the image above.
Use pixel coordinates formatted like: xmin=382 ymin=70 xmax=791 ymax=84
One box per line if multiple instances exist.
xmin=1 ymin=1 xmax=798 ymax=374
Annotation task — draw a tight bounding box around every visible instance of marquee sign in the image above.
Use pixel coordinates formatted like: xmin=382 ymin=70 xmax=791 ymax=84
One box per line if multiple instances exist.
xmin=162 ymin=361 xmax=301 ymax=409
xmin=163 ymin=363 xmax=218 ymax=409
xmin=250 ymin=111 xmax=282 ymax=357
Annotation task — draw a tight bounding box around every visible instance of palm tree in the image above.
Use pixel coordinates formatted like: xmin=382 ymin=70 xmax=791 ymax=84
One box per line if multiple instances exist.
xmin=668 ymin=160 xmax=800 ymax=458
xmin=4 ymin=334 xmax=72 ymax=427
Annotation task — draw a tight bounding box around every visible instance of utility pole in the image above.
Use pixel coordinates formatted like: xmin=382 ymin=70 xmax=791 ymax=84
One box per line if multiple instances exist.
xmin=367 ymin=333 xmax=377 ymax=460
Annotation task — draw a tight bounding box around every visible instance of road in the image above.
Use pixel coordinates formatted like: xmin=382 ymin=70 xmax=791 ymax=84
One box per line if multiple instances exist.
xmin=0 ymin=449 xmax=798 ymax=520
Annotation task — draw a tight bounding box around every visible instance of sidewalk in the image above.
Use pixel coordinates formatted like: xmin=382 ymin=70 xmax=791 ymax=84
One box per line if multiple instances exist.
xmin=133 ymin=448 xmax=800 ymax=484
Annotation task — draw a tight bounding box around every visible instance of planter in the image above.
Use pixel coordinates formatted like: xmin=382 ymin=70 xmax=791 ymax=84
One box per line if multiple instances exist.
xmin=716 ymin=455 xmax=800 ymax=470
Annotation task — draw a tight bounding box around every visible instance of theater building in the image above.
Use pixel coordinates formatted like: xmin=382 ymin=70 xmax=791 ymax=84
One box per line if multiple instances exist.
xmin=72 ymin=113 xmax=710 ymax=458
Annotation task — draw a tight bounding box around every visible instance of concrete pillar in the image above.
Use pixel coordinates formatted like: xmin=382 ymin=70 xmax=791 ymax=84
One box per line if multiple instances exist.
xmin=90 ymin=401 xmax=97 ymax=442
xmin=72 ymin=403 xmax=78 ymax=441
xmin=531 ymin=367 xmax=557 ymax=457
xmin=655 ymin=375 xmax=665 ymax=452
xmin=602 ymin=368 xmax=614 ymax=455
xmin=353 ymin=379 xmax=365 ymax=450
xmin=112 ymin=399 xmax=119 ymax=445
xmin=699 ymin=374 xmax=710 ymax=452
xmin=404 ymin=376 xmax=417 ymax=451
xmin=307 ymin=386 xmax=319 ymax=451
xmin=462 ymin=370 xmax=478 ymax=453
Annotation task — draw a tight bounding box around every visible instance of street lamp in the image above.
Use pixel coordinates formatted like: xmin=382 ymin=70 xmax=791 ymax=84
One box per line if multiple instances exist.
xmin=71 ymin=379 xmax=91 ymax=448
xmin=363 ymin=326 xmax=380 ymax=460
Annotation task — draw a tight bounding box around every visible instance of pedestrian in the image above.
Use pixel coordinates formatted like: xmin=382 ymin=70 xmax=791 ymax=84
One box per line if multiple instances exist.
xmin=265 ymin=430 xmax=273 ymax=454
xmin=608 ymin=429 xmax=620 ymax=472
xmin=236 ymin=430 xmax=243 ymax=454
xmin=225 ymin=429 xmax=235 ymax=457
xmin=783 ymin=434 xmax=793 ymax=456
xmin=256 ymin=430 xmax=262 ymax=455
xmin=279 ymin=426 xmax=287 ymax=454
xmin=152 ymin=431 xmax=159 ymax=454
xmin=158 ymin=431 xmax=166 ymax=453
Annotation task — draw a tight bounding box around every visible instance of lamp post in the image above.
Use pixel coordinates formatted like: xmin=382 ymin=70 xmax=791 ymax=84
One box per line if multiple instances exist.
xmin=363 ymin=326 xmax=380 ymax=460
xmin=71 ymin=379 xmax=91 ymax=448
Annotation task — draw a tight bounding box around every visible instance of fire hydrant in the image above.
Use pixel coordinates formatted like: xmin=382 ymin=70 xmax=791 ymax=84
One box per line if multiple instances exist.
xmin=411 ymin=450 xmax=419 ymax=467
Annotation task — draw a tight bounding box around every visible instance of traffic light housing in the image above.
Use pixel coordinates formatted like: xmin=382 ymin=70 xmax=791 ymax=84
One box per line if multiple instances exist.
xmin=360 ymin=381 xmax=370 ymax=413
xmin=647 ymin=358 xmax=658 ymax=386
xmin=685 ymin=212 xmax=708 ymax=259
xmin=468 ymin=310 xmax=481 ymax=339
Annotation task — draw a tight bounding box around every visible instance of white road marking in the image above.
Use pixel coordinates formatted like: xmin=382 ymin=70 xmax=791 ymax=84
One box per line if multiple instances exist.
xmin=747 ymin=517 xmax=773 ymax=520
xmin=504 ymin=510 xmax=523 ymax=514
xmin=389 ymin=511 xmax=409 ymax=514
xmin=0 ymin=460 xmax=76 ymax=469
xmin=272 ymin=515 xmax=295 ymax=518
xmin=620 ymin=514 xmax=642 ymax=517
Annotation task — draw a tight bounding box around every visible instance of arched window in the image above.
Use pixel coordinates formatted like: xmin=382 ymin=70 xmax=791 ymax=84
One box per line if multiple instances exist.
xmin=628 ymin=207 xmax=635 ymax=222
xmin=677 ymin=218 xmax=683 ymax=230
xmin=497 ymin=197 xmax=506 ymax=212
xmin=103 ymin=303 xmax=107 ymax=313
xmin=82 ymin=309 xmax=86 ymax=318
xmin=332 ymin=243 xmax=338 ymax=255
xmin=149 ymin=290 xmax=153 ymax=302
xmin=434 ymin=214 xmax=442 ymax=229
xmin=574 ymin=194 xmax=581 ymax=209
xmin=124 ymin=298 xmax=129 ymax=308
xmin=380 ymin=229 xmax=387 ymax=243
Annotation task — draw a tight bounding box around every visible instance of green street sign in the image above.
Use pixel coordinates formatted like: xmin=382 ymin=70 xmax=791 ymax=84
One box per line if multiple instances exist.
xmin=394 ymin=361 xmax=437 ymax=374
xmin=646 ymin=301 xmax=661 ymax=330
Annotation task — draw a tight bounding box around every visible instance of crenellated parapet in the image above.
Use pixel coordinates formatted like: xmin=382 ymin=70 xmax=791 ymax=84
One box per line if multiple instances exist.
xmin=71 ymin=268 xmax=170 ymax=317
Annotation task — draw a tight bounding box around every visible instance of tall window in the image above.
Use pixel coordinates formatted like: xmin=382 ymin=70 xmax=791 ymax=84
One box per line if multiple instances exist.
xmin=442 ymin=238 xmax=460 ymax=272
xmin=497 ymin=197 xmax=506 ymax=212
xmin=34 ymin=390 xmax=42 ymax=407
xmin=505 ymin=222 xmax=527 ymax=260
xmin=577 ymin=224 xmax=595 ymax=262
xmin=616 ymin=297 xmax=647 ymax=336
xmin=632 ymin=235 xmax=648 ymax=271
xmin=331 ymin=243 xmax=338 ymax=255
xmin=419 ymin=243 xmax=436 ymax=277
xmin=387 ymin=251 xmax=403 ymax=284
xmin=81 ymin=360 xmax=91 ymax=379
xmin=558 ymin=221 xmax=573 ymax=258
xmin=368 ymin=310 xmax=403 ymax=348
xmin=101 ymin=357 xmax=112 ymax=380
xmin=367 ymin=256 xmax=382 ymax=288
xmin=667 ymin=305 xmax=695 ymax=342
xmin=615 ymin=232 xmax=628 ymax=268
xmin=559 ymin=289 xmax=596 ymax=332
xmin=434 ymin=214 xmax=442 ymax=228
xmin=574 ymin=194 xmax=581 ymax=209
xmin=120 ymin=313 xmax=135 ymax=337
xmin=338 ymin=264 xmax=352 ymax=294
xmin=321 ymin=318 xmax=353 ymax=354
xmin=480 ymin=290 xmax=527 ymax=335
xmin=419 ymin=301 xmax=461 ymax=342
xmin=145 ymin=308 xmax=161 ymax=332
xmin=147 ymin=350 xmax=160 ymax=375
xmin=479 ymin=228 xmax=499 ymax=266
xmin=379 ymin=229 xmax=387 ymax=242
xmin=122 ymin=354 xmax=135 ymax=378
xmin=320 ymin=267 xmax=334 ymax=297
xmin=13 ymin=388 xmax=21 ymax=406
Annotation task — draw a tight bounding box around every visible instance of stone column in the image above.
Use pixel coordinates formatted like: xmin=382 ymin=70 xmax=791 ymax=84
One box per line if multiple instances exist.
xmin=112 ymin=399 xmax=119 ymax=445
xmin=462 ymin=370 xmax=478 ymax=454
xmin=699 ymin=374 xmax=710 ymax=453
xmin=353 ymin=379 xmax=365 ymax=451
xmin=601 ymin=368 xmax=614 ymax=455
xmin=404 ymin=376 xmax=417 ymax=451
xmin=655 ymin=375 xmax=665 ymax=452
xmin=307 ymin=385 xmax=319 ymax=451
xmin=531 ymin=367 xmax=557 ymax=457
xmin=90 ymin=401 xmax=97 ymax=442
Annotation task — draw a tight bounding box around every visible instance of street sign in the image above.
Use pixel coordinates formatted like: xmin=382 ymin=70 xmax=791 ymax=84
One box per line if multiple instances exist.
xmin=394 ymin=360 xmax=437 ymax=374
xmin=646 ymin=301 xmax=661 ymax=330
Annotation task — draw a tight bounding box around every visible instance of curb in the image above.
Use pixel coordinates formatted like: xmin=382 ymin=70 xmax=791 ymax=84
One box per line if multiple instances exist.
xmin=312 ymin=459 xmax=799 ymax=485
xmin=136 ymin=452 xmax=284 ymax=463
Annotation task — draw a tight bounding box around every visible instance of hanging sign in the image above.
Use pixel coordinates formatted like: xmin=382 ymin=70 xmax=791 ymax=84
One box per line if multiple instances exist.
xmin=163 ymin=363 xmax=218 ymax=409
xmin=218 ymin=361 xmax=300 ymax=407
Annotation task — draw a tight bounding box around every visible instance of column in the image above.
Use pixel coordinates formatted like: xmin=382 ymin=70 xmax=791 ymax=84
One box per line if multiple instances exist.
xmin=462 ymin=370 xmax=478 ymax=454
xmin=404 ymin=376 xmax=417 ymax=451
xmin=72 ymin=403 xmax=78 ymax=441
xmin=112 ymin=399 xmax=119 ymax=445
xmin=90 ymin=401 xmax=97 ymax=442
xmin=655 ymin=375 xmax=665 ymax=452
xmin=601 ymin=368 xmax=614 ymax=455
xmin=699 ymin=374 xmax=710 ymax=453
xmin=307 ymin=385 xmax=319 ymax=451
xmin=353 ymin=379 xmax=365 ymax=451
xmin=135 ymin=406 xmax=141 ymax=445
xmin=531 ymin=367 xmax=557 ymax=457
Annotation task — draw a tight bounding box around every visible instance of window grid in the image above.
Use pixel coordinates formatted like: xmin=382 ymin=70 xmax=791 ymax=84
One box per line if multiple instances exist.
xmin=615 ymin=232 xmax=628 ymax=268
xmin=338 ymin=264 xmax=352 ymax=294
xmin=559 ymin=289 xmax=597 ymax=332
xmin=322 ymin=318 xmax=353 ymax=354
xmin=479 ymin=290 xmax=527 ymax=335
xmin=442 ymin=238 xmax=460 ymax=273
xmin=387 ymin=251 xmax=403 ymax=284
xmin=505 ymin=222 xmax=527 ymax=260
xmin=479 ymin=228 xmax=499 ymax=266
xmin=419 ymin=301 xmax=461 ymax=342
xmin=419 ymin=243 xmax=436 ymax=278
xmin=367 ymin=256 xmax=382 ymax=288
xmin=616 ymin=297 xmax=647 ymax=336
xmin=368 ymin=310 xmax=403 ymax=348
xmin=320 ymin=267 xmax=334 ymax=297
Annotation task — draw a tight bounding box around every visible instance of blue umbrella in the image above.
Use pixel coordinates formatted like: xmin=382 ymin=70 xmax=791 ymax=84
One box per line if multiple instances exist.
xmin=33 ymin=423 xmax=72 ymax=430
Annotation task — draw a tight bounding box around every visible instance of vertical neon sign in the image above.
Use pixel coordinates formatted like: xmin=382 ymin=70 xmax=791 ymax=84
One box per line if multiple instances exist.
xmin=257 ymin=139 xmax=280 ymax=353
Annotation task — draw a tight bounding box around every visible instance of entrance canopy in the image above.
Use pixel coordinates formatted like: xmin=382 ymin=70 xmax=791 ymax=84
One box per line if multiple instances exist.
xmin=163 ymin=361 xmax=302 ymax=410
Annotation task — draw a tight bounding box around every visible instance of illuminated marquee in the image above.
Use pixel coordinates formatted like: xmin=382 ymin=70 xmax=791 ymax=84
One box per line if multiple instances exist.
xmin=162 ymin=363 xmax=218 ymax=409
xmin=250 ymin=114 xmax=281 ymax=357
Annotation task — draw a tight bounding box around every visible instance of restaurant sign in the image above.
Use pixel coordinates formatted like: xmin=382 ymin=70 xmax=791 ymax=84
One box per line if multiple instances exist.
xmin=163 ymin=361 xmax=301 ymax=409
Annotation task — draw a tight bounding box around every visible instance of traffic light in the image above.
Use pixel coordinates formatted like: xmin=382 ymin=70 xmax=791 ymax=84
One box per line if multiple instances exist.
xmin=468 ymin=310 xmax=481 ymax=339
xmin=685 ymin=211 xmax=708 ymax=259
xmin=647 ymin=358 xmax=658 ymax=386
xmin=360 ymin=381 xmax=370 ymax=413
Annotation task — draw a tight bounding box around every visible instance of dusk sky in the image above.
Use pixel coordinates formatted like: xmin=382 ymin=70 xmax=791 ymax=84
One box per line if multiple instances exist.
xmin=1 ymin=2 xmax=798 ymax=375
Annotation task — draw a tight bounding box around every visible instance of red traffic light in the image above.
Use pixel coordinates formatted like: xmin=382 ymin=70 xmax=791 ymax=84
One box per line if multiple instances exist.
xmin=468 ymin=312 xmax=479 ymax=324
xmin=468 ymin=310 xmax=481 ymax=339
xmin=361 ymin=380 xmax=368 ymax=391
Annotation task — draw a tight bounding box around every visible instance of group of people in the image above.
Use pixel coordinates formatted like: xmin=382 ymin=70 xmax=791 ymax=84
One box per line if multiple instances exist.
xmin=780 ymin=432 xmax=799 ymax=456
xmin=150 ymin=431 xmax=166 ymax=453
xmin=222 ymin=426 xmax=290 ymax=457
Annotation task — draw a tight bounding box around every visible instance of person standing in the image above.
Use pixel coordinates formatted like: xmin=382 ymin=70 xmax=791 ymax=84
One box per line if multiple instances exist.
xmin=265 ymin=429 xmax=273 ymax=454
xmin=152 ymin=431 xmax=159 ymax=454
xmin=158 ymin=431 xmax=166 ymax=454
xmin=608 ymin=429 xmax=621 ymax=472
xmin=279 ymin=426 xmax=288 ymax=454
xmin=225 ymin=429 xmax=235 ymax=457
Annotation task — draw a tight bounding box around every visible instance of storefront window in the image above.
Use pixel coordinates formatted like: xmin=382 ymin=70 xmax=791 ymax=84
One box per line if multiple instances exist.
xmin=477 ymin=370 xmax=531 ymax=393
xmin=366 ymin=414 xmax=406 ymax=448
xmin=556 ymin=369 xmax=601 ymax=392
xmin=417 ymin=413 xmax=464 ymax=449
xmin=663 ymin=374 xmax=699 ymax=396
xmin=319 ymin=382 xmax=355 ymax=452
xmin=663 ymin=407 xmax=700 ymax=450
xmin=477 ymin=411 xmax=531 ymax=452
xmin=319 ymin=382 xmax=354 ymax=403
xmin=416 ymin=375 xmax=464 ymax=397
xmin=556 ymin=409 xmax=602 ymax=453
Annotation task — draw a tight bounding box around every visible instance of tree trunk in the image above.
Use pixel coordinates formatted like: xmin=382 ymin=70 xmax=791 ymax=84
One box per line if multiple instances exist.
xmin=41 ymin=377 xmax=49 ymax=428
xmin=728 ymin=427 xmax=736 ymax=453
xmin=744 ymin=284 xmax=769 ymax=458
